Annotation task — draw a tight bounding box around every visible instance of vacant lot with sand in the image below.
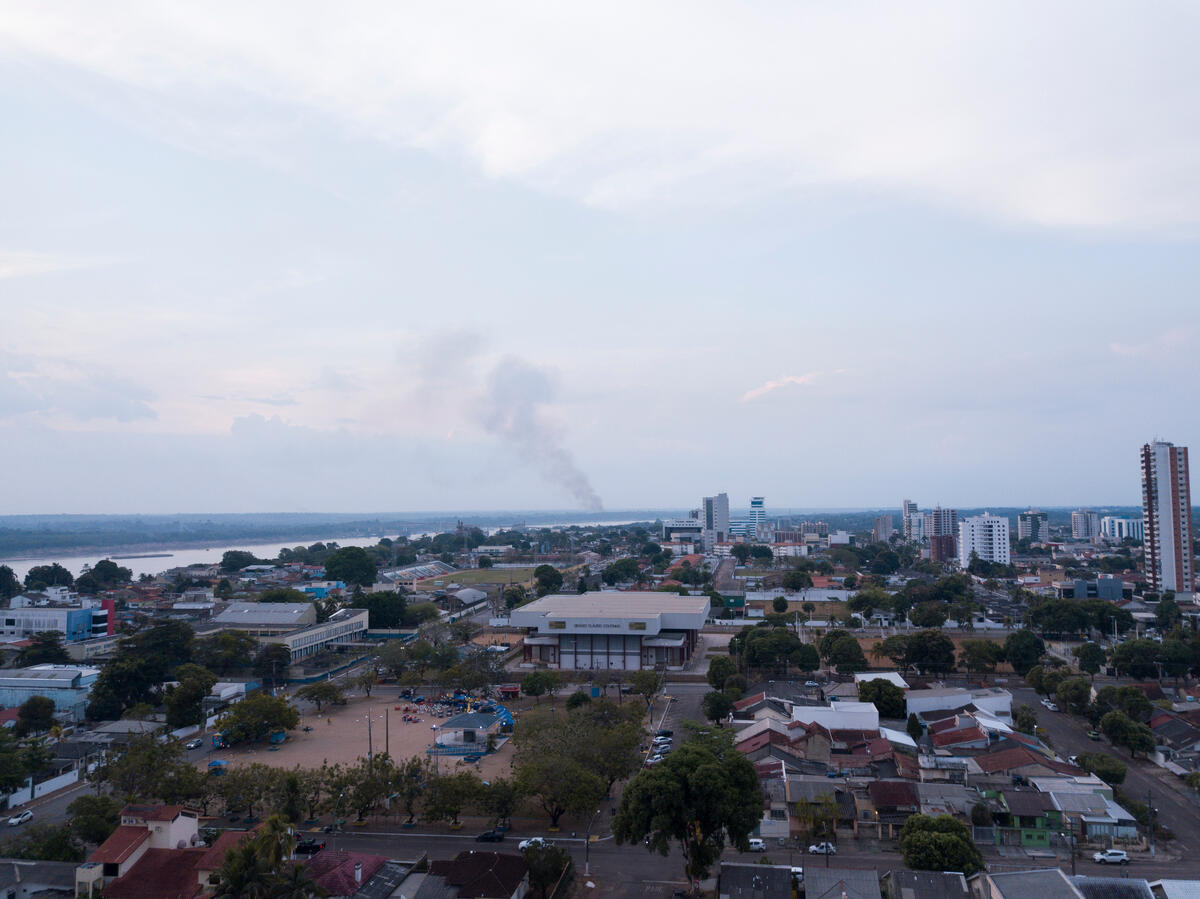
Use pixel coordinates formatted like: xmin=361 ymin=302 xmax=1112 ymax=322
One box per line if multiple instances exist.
xmin=203 ymin=692 xmax=524 ymax=782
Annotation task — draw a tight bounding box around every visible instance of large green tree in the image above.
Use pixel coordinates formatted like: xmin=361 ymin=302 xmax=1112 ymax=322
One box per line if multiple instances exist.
xmin=324 ymin=546 xmax=378 ymax=588
xmin=857 ymin=679 xmax=905 ymax=719
xmin=899 ymin=814 xmax=983 ymax=875
xmin=614 ymin=731 xmax=761 ymax=887
xmin=1004 ymin=630 xmax=1045 ymax=676
xmin=216 ymin=694 xmax=299 ymax=745
xmin=66 ymin=794 xmax=122 ymax=845
xmin=17 ymin=631 xmax=70 ymax=666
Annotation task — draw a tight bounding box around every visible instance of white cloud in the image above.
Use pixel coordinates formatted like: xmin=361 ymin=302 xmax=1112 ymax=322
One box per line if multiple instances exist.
xmin=0 ymin=251 xmax=110 ymax=280
xmin=740 ymin=372 xmax=825 ymax=403
xmin=3 ymin=3 xmax=1200 ymax=228
xmin=1109 ymin=328 xmax=1191 ymax=357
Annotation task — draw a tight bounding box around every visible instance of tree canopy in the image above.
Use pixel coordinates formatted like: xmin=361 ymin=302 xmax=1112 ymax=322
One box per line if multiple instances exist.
xmin=614 ymin=730 xmax=762 ymax=885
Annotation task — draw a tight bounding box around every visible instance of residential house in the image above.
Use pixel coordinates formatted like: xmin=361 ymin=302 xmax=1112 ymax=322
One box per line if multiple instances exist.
xmin=1070 ymin=877 xmax=1154 ymax=899
xmin=996 ymin=788 xmax=1063 ymax=848
xmin=970 ymin=868 xmax=1085 ymax=899
xmin=413 ymin=851 xmax=528 ymax=899
xmin=717 ymin=862 xmax=795 ymax=899
xmin=305 ymin=850 xmax=411 ymax=898
xmin=76 ymin=805 xmax=203 ymax=897
xmin=433 ymin=711 xmax=506 ymax=754
xmin=867 ymin=781 xmax=920 ymax=824
xmin=881 ymin=870 xmax=970 ymax=899
xmin=804 ymin=868 xmax=883 ymax=899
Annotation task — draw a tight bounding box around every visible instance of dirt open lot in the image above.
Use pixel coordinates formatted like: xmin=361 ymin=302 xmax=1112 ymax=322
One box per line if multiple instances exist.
xmin=203 ymin=693 xmax=522 ymax=782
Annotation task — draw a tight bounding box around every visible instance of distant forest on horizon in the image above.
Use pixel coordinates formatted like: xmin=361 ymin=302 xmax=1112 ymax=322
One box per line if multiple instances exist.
xmin=0 ymin=506 xmax=1151 ymax=559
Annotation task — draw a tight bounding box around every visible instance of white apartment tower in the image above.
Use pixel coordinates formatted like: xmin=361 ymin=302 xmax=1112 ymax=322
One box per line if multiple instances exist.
xmin=1100 ymin=516 xmax=1144 ymax=543
xmin=1071 ymin=510 xmax=1101 ymax=541
xmin=702 ymin=493 xmax=730 ymax=549
xmin=958 ymin=513 xmax=1011 ymax=567
xmin=748 ymin=497 xmax=767 ymax=538
xmin=1141 ymin=441 xmax=1193 ymax=593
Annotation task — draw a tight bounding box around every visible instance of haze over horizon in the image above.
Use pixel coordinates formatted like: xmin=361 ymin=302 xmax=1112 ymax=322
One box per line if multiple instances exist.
xmin=3 ymin=3 xmax=1199 ymax=514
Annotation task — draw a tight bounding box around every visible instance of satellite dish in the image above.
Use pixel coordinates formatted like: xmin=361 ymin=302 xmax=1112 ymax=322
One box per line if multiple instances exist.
xmin=176 ymin=839 xmax=188 ymax=849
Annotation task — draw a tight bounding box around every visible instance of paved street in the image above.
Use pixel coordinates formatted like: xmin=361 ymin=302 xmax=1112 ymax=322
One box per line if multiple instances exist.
xmin=1011 ymin=685 xmax=1200 ymax=855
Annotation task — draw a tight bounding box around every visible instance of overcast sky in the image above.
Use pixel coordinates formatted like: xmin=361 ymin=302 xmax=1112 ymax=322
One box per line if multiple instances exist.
xmin=2 ymin=2 xmax=1199 ymax=514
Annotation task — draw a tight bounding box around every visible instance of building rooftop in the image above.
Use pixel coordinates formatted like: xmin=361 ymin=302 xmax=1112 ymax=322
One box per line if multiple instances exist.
xmin=421 ymin=850 xmax=528 ymax=899
xmin=213 ymin=602 xmax=315 ymax=626
xmin=512 ymin=592 xmax=709 ymax=617
xmin=803 ymin=868 xmax=883 ymax=899
xmin=88 ymin=826 xmax=151 ymax=865
xmin=101 ymin=847 xmax=206 ymax=899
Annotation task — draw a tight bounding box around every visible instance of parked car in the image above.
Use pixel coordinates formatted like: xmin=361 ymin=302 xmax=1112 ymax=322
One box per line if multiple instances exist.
xmin=1044 ymin=702 xmax=1059 ymax=712
xmin=1093 ymin=849 xmax=1129 ymax=865
xmin=1087 ymin=730 xmax=1102 ymax=741
xmin=656 ymin=729 xmax=673 ymax=738
xmin=7 ymin=810 xmax=32 ymax=827
xmin=804 ymin=681 xmax=820 ymax=688
xmin=476 ymin=830 xmax=505 ymax=842
xmin=294 ymin=838 xmax=326 ymax=856
xmin=808 ymin=842 xmax=837 ymax=855
xmin=519 ymin=837 xmax=554 ymax=851
xmin=186 ymin=738 xmax=203 ymax=750
xmin=747 ymin=838 xmax=766 ymax=852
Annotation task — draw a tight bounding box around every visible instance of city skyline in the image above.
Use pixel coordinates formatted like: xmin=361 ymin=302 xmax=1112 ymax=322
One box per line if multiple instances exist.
xmin=3 ymin=5 xmax=1200 ymax=513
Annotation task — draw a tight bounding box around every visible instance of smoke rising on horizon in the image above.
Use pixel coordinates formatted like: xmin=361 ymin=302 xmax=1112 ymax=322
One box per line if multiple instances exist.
xmin=479 ymin=356 xmax=604 ymax=512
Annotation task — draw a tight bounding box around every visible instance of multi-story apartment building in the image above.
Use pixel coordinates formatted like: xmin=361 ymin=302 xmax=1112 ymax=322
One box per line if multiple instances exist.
xmin=872 ymin=514 xmax=894 ymax=544
xmin=958 ymin=513 xmax=1011 ymax=567
xmin=748 ymin=497 xmax=766 ymax=538
xmin=1141 ymin=440 xmax=1193 ymax=592
xmin=925 ymin=506 xmax=958 ymax=561
xmin=1071 ymin=510 xmax=1101 ymax=541
xmin=1100 ymin=516 xmax=1144 ymax=542
xmin=701 ymin=493 xmax=730 ymax=550
xmin=1017 ymin=509 xmax=1049 ymax=543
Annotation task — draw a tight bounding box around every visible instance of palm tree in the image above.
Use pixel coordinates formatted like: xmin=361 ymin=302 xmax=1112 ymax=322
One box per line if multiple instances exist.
xmin=254 ymin=814 xmax=297 ymax=871
xmin=268 ymin=862 xmax=327 ymax=899
xmin=212 ymin=842 xmax=271 ymax=899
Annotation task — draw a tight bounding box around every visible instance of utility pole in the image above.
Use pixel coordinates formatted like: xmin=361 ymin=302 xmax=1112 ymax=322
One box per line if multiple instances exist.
xmin=385 ymin=706 xmax=389 ymax=757
xmin=367 ymin=707 xmax=373 ymax=760
xmin=1148 ymin=788 xmax=1156 ymax=857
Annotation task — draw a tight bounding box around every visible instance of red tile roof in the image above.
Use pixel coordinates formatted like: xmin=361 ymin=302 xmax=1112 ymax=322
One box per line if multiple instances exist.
xmin=733 ymin=692 xmax=767 ymax=711
xmin=89 ymin=826 xmax=151 ymax=865
xmin=196 ymin=828 xmax=254 ymax=872
xmin=305 ymin=849 xmax=388 ymax=896
xmin=101 ymin=847 xmax=206 ymax=899
xmin=931 ymin=726 xmax=987 ymax=748
xmin=868 ymin=780 xmax=919 ymax=809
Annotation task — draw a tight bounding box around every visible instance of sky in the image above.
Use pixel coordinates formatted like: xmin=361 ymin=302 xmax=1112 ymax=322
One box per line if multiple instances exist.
xmin=2 ymin=2 xmax=1200 ymax=514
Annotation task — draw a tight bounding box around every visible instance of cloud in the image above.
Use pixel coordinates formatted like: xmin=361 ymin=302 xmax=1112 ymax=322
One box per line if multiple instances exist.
xmin=0 ymin=251 xmax=110 ymax=280
xmin=1109 ymin=329 xmax=1190 ymax=357
xmin=3 ymin=3 xmax=1200 ymax=228
xmin=0 ymin=352 xmax=156 ymax=423
xmin=741 ymin=372 xmax=824 ymax=403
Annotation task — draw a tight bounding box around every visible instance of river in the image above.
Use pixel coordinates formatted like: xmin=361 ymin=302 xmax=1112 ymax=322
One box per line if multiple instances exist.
xmin=0 ymin=518 xmax=642 ymax=581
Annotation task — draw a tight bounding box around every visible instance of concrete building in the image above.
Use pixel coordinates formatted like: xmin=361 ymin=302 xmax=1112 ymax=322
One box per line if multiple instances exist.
xmin=0 ymin=603 xmax=110 ymax=643
xmin=1142 ymin=440 xmax=1194 ymax=592
xmin=958 ymin=513 xmax=1011 ymax=568
xmin=1100 ymin=516 xmax=1143 ymax=542
xmin=0 ymin=664 xmax=100 ymax=722
xmin=748 ymin=496 xmax=767 ymax=538
xmin=510 ymin=593 xmax=709 ymax=670
xmin=262 ymin=608 xmax=369 ymax=661
xmin=1071 ymin=510 xmax=1101 ymax=541
xmin=211 ymin=602 xmax=317 ymax=634
xmin=872 ymin=514 xmax=894 ymax=544
xmin=1018 ymin=509 xmax=1050 ymax=543
xmin=702 ymin=493 xmax=730 ymax=549
xmin=661 ymin=516 xmax=704 ymax=545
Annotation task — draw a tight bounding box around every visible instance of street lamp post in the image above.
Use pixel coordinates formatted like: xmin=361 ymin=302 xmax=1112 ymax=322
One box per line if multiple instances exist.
xmin=584 ymin=808 xmax=601 ymax=877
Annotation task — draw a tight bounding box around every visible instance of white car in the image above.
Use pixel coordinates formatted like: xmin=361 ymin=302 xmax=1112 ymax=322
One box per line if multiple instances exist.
xmin=808 ymin=842 xmax=837 ymax=855
xmin=7 ymin=810 xmax=32 ymax=827
xmin=1044 ymin=702 xmax=1059 ymax=712
xmin=519 ymin=837 xmax=553 ymax=851
xmin=747 ymin=838 xmax=766 ymax=852
xmin=1093 ymin=849 xmax=1129 ymax=865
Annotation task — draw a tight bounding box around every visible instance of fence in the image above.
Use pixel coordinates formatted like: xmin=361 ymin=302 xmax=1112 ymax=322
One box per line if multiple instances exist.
xmin=5 ymin=768 xmax=81 ymax=809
